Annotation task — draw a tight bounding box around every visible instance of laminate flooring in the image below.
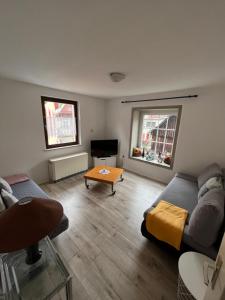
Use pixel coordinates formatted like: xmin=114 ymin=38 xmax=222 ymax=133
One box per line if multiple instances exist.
xmin=42 ymin=171 xmax=179 ymax=300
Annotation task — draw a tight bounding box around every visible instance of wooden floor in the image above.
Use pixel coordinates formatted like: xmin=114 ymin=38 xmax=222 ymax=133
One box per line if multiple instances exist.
xmin=42 ymin=171 xmax=179 ymax=300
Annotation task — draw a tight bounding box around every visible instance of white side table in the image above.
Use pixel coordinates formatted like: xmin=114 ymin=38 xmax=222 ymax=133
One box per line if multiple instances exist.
xmin=178 ymin=252 xmax=215 ymax=300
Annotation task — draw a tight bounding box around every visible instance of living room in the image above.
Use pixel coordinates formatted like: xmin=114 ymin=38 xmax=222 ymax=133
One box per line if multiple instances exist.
xmin=0 ymin=1 xmax=225 ymax=299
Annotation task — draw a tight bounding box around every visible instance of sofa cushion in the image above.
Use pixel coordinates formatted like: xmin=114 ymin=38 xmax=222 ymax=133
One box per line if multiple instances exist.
xmin=198 ymin=163 xmax=222 ymax=189
xmin=11 ymin=179 xmax=48 ymax=200
xmin=144 ymin=175 xmax=198 ymax=222
xmin=1 ymin=189 xmax=18 ymax=208
xmin=0 ymin=177 xmax=12 ymax=194
xmin=188 ymin=189 xmax=224 ymax=248
xmin=198 ymin=176 xmax=223 ymax=199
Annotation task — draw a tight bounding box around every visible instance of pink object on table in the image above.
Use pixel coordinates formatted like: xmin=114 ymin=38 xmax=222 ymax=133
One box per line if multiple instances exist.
xmin=3 ymin=174 xmax=29 ymax=185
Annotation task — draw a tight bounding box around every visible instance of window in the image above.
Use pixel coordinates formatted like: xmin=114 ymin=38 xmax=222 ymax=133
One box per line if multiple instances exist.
xmin=41 ymin=96 xmax=79 ymax=149
xmin=130 ymin=106 xmax=182 ymax=168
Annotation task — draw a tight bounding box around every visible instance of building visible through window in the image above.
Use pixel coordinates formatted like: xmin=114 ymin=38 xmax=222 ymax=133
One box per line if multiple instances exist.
xmin=41 ymin=97 xmax=79 ymax=149
xmin=130 ymin=106 xmax=182 ymax=168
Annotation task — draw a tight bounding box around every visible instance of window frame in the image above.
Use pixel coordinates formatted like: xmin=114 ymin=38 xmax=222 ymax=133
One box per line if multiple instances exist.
xmin=129 ymin=105 xmax=182 ymax=169
xmin=41 ymin=96 xmax=80 ymax=149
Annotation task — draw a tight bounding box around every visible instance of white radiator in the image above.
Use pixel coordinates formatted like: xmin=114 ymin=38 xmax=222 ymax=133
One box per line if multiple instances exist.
xmin=49 ymin=152 xmax=88 ymax=181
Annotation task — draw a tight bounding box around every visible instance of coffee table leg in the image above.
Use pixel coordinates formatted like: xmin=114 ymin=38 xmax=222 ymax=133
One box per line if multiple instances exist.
xmin=85 ymin=178 xmax=89 ymax=189
xmin=120 ymin=174 xmax=124 ymax=182
xmin=111 ymin=184 xmax=116 ymax=195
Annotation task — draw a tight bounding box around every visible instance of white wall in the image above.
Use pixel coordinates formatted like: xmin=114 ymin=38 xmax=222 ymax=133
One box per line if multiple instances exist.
xmin=105 ymin=85 xmax=225 ymax=183
xmin=1 ymin=78 xmax=225 ymax=185
xmin=0 ymin=78 xmax=106 ymax=183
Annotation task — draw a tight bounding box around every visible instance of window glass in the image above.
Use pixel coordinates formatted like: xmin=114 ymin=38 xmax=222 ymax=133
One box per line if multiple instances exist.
xmin=130 ymin=107 xmax=181 ymax=168
xmin=41 ymin=97 xmax=79 ymax=149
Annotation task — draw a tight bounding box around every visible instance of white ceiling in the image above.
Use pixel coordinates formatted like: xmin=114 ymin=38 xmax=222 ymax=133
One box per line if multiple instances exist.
xmin=0 ymin=1 xmax=225 ymax=99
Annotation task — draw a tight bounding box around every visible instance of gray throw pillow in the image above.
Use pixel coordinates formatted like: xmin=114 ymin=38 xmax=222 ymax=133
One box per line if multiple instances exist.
xmin=0 ymin=195 xmax=6 ymax=212
xmin=0 ymin=177 xmax=12 ymax=194
xmin=188 ymin=189 xmax=224 ymax=247
xmin=198 ymin=176 xmax=224 ymax=199
xmin=1 ymin=189 xmax=18 ymax=208
xmin=198 ymin=163 xmax=222 ymax=189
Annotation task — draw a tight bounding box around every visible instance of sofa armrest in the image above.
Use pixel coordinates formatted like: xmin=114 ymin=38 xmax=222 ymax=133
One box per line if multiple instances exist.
xmin=175 ymin=172 xmax=197 ymax=182
xmin=143 ymin=206 xmax=154 ymax=219
xmin=49 ymin=214 xmax=69 ymax=239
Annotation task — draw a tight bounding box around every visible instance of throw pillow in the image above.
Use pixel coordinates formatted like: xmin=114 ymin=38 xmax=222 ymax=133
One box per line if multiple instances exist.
xmin=0 ymin=195 xmax=6 ymax=212
xmin=0 ymin=177 xmax=12 ymax=194
xmin=198 ymin=176 xmax=224 ymax=199
xmin=188 ymin=189 xmax=224 ymax=247
xmin=197 ymin=163 xmax=222 ymax=189
xmin=1 ymin=189 xmax=18 ymax=208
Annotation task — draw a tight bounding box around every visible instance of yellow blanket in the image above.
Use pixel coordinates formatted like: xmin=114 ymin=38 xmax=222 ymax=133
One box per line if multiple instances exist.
xmin=146 ymin=200 xmax=188 ymax=250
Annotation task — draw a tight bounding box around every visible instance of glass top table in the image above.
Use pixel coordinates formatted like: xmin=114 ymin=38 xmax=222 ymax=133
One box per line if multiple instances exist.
xmin=0 ymin=237 xmax=72 ymax=300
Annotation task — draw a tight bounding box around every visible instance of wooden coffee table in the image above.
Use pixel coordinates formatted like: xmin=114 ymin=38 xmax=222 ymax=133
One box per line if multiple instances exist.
xmin=84 ymin=166 xmax=124 ymax=195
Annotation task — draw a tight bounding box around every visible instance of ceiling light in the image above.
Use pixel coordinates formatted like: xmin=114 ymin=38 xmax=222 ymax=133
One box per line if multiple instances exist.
xmin=109 ymin=72 xmax=126 ymax=82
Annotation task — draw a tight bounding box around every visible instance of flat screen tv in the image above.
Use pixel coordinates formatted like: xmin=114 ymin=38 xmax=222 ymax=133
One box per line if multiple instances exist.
xmin=91 ymin=139 xmax=118 ymax=157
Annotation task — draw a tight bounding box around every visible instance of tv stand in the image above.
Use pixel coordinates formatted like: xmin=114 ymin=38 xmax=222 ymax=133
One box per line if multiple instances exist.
xmin=93 ymin=156 xmax=116 ymax=167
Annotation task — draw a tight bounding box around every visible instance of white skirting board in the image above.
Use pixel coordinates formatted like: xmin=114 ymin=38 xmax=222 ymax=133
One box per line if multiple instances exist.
xmin=49 ymin=152 xmax=88 ymax=181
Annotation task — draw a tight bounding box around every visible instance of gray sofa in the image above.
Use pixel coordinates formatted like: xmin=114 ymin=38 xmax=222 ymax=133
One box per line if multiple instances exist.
xmin=10 ymin=178 xmax=69 ymax=238
xmin=141 ymin=170 xmax=225 ymax=259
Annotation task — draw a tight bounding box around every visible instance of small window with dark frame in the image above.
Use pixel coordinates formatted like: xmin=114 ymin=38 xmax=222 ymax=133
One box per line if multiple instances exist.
xmin=130 ymin=106 xmax=182 ymax=169
xmin=41 ymin=96 xmax=79 ymax=149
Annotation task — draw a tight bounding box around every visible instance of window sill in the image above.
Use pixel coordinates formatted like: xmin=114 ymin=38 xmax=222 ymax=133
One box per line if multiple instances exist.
xmin=44 ymin=144 xmax=82 ymax=151
xmin=129 ymin=155 xmax=173 ymax=170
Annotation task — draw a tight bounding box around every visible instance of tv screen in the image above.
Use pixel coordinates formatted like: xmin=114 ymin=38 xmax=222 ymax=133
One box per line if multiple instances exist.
xmin=91 ymin=139 xmax=118 ymax=157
